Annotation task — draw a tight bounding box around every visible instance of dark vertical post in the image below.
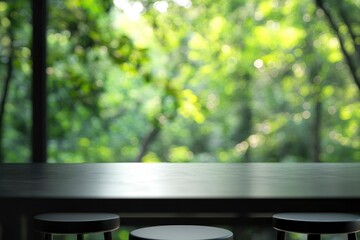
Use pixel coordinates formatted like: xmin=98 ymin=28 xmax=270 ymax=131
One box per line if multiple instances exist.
xmin=31 ymin=0 xmax=47 ymax=163
xmin=276 ymin=231 xmax=286 ymax=240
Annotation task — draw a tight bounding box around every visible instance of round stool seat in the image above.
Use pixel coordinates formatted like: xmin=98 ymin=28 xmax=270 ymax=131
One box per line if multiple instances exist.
xmin=130 ymin=225 xmax=233 ymax=240
xmin=33 ymin=213 xmax=120 ymax=234
xmin=273 ymin=213 xmax=360 ymax=234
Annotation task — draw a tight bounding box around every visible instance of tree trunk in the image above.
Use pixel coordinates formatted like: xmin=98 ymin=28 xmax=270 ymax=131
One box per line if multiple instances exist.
xmin=134 ymin=125 xmax=161 ymax=162
xmin=0 ymin=11 xmax=14 ymax=163
xmin=232 ymin=74 xmax=253 ymax=162
xmin=315 ymin=0 xmax=360 ymax=90
xmin=311 ymin=99 xmax=322 ymax=162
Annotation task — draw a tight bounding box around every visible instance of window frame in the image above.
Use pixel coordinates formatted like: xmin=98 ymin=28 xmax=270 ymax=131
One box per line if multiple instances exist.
xmin=31 ymin=0 xmax=47 ymax=163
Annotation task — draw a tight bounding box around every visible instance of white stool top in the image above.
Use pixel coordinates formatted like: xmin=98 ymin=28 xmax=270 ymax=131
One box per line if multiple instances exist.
xmin=130 ymin=225 xmax=233 ymax=240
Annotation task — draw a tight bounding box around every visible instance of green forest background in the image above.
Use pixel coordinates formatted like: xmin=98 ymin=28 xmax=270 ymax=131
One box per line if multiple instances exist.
xmin=0 ymin=0 xmax=359 ymax=164
xmin=0 ymin=0 xmax=359 ymax=239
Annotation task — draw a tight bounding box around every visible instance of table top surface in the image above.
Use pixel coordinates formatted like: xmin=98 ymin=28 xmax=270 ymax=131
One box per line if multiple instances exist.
xmin=0 ymin=163 xmax=359 ymax=213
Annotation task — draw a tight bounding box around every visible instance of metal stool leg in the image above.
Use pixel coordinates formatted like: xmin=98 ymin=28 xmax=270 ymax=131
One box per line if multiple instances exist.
xmin=77 ymin=234 xmax=84 ymax=240
xmin=44 ymin=233 xmax=52 ymax=240
xmin=104 ymin=231 xmax=113 ymax=240
xmin=277 ymin=231 xmax=286 ymax=240
xmin=308 ymin=234 xmax=321 ymax=240
xmin=348 ymin=233 xmax=357 ymax=240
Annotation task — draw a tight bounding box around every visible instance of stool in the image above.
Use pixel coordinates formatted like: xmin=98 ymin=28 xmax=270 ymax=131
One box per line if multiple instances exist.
xmin=130 ymin=225 xmax=233 ymax=240
xmin=273 ymin=213 xmax=360 ymax=240
xmin=33 ymin=213 xmax=120 ymax=240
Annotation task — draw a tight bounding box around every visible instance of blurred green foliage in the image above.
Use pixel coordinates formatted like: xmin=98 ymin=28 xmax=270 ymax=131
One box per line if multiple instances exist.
xmin=0 ymin=0 xmax=359 ymax=163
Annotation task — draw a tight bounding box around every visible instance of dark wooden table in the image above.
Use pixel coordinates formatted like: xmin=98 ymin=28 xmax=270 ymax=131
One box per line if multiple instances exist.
xmin=0 ymin=163 xmax=360 ymax=239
